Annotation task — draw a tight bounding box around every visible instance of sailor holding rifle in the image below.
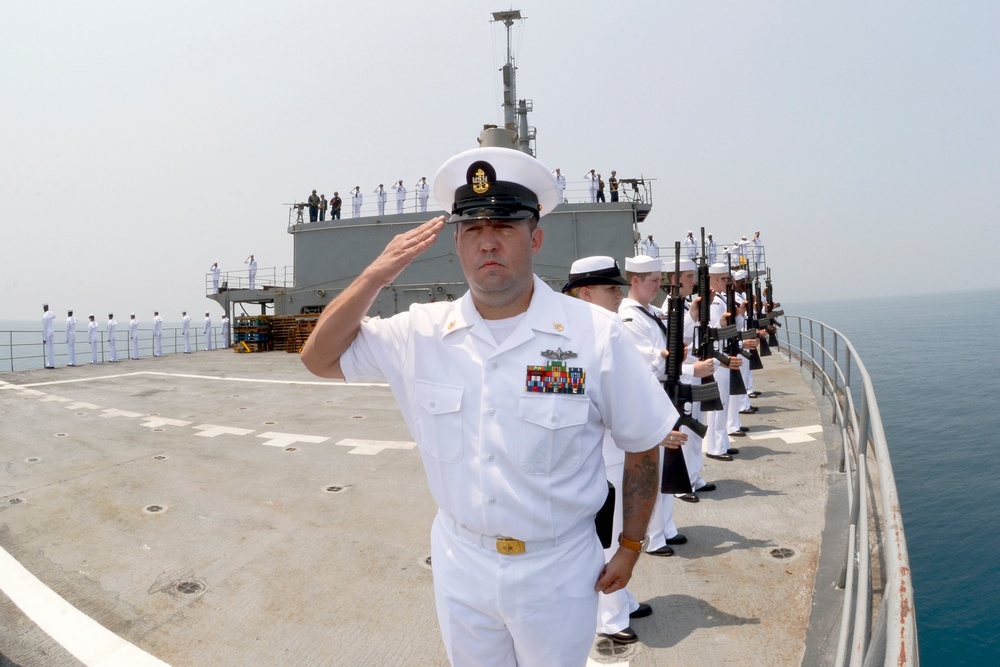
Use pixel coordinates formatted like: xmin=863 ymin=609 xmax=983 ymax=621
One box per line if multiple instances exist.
xmin=302 ymin=145 xmax=686 ymax=665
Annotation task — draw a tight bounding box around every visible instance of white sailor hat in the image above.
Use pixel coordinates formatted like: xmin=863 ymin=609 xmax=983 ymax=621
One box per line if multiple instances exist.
xmin=625 ymin=255 xmax=662 ymax=273
xmin=662 ymin=258 xmax=697 ymax=273
xmin=562 ymin=256 xmax=628 ymax=293
xmin=433 ymin=146 xmax=559 ymax=224
xmin=733 ymin=269 xmax=748 ymax=281
xmin=709 ymin=263 xmax=731 ymax=276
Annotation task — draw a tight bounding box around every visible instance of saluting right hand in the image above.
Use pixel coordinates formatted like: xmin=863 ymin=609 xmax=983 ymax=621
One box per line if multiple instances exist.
xmin=365 ymin=216 xmax=446 ymax=287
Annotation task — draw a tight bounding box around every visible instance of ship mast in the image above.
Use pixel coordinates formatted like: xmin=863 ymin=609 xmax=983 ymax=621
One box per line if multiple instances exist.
xmin=489 ymin=10 xmax=535 ymax=156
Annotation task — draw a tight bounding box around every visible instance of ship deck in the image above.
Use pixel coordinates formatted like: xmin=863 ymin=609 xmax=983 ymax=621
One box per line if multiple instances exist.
xmin=0 ymin=349 xmax=839 ymax=666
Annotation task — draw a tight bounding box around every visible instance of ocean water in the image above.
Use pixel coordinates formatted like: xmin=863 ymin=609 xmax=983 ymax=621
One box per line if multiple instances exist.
xmin=794 ymin=288 xmax=1000 ymax=665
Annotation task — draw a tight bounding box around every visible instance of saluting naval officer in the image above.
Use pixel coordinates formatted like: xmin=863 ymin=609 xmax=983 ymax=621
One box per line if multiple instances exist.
xmin=301 ymin=146 xmax=685 ymax=666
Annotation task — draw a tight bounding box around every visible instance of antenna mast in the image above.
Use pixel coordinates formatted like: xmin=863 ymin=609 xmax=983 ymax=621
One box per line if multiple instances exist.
xmin=490 ymin=9 xmax=535 ymax=155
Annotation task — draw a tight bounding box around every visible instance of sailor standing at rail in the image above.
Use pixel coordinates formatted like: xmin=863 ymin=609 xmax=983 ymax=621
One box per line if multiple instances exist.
xmin=153 ymin=311 xmax=164 ymax=356
xmin=128 ymin=313 xmax=140 ymax=360
xmin=583 ymin=168 xmax=598 ymax=203
xmin=618 ymin=255 xmax=686 ymax=557
xmin=553 ymin=167 xmax=566 ymax=203
xmin=245 ymin=254 xmax=257 ymax=290
xmin=107 ymin=314 xmax=118 ymax=362
xmin=394 ymin=180 xmax=406 ymax=213
xmin=42 ymin=304 xmax=56 ymax=368
xmin=203 ymin=312 xmax=213 ymax=351
xmin=210 ymin=262 xmax=221 ymax=294
xmin=683 ymin=230 xmax=698 ymax=261
xmin=561 ymin=256 xmax=655 ymax=647
xmin=301 ymin=145 xmax=684 ymax=665
xmin=415 ymin=177 xmax=430 ymax=212
xmin=373 ymin=184 xmax=387 ymax=216
xmin=65 ymin=310 xmax=78 ymax=366
xmin=181 ymin=311 xmax=192 ymax=353
xmin=87 ymin=315 xmax=99 ymax=364
xmin=707 ymin=233 xmax=718 ymax=264
xmin=351 ymin=186 xmax=362 ymax=217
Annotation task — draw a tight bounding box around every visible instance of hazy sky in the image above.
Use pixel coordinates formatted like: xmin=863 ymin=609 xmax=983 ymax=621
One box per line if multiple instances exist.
xmin=3 ymin=1 xmax=997 ymax=322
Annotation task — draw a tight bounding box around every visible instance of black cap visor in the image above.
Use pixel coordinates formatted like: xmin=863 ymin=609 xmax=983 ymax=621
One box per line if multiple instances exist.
xmin=448 ymin=181 xmax=541 ymax=224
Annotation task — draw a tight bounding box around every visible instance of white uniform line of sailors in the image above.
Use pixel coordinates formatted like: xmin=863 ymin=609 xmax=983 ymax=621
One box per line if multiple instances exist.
xmin=40 ymin=304 xmax=230 ymax=368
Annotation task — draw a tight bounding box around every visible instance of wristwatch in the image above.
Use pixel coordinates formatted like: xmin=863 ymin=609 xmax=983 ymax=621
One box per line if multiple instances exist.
xmin=618 ymin=533 xmax=649 ymax=553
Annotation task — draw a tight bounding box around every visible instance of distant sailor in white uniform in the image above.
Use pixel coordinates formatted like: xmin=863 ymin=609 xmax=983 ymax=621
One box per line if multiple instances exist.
xmin=351 ymin=186 xmax=363 ymax=217
xmin=703 ymin=264 xmax=744 ymax=461
xmin=181 ymin=311 xmax=192 ymax=353
xmin=301 ymin=145 xmax=684 ymax=666
xmin=683 ymin=230 xmax=698 ymax=260
xmin=415 ymin=177 xmax=430 ymax=212
xmin=394 ymin=180 xmax=406 ymax=214
xmin=373 ymin=184 xmax=387 ymax=216
xmin=583 ymin=168 xmax=598 ymax=203
xmin=707 ymin=233 xmax=718 ymax=264
xmin=65 ymin=310 xmax=78 ymax=366
xmin=42 ymin=304 xmax=56 ymax=368
xmin=553 ymin=168 xmax=567 ymax=203
xmin=128 ymin=313 xmax=140 ymax=359
xmin=640 ymin=234 xmax=659 ymax=258
xmin=107 ymin=314 xmax=118 ymax=362
xmin=203 ymin=312 xmax=213 ymax=351
xmin=221 ymin=314 xmax=231 ymax=348
xmin=210 ymin=262 xmax=221 ymax=294
xmin=153 ymin=311 xmax=164 ymax=356
xmin=87 ymin=315 xmax=99 ymax=364
xmin=752 ymin=230 xmax=763 ymax=266
xmin=245 ymin=254 xmax=257 ymax=290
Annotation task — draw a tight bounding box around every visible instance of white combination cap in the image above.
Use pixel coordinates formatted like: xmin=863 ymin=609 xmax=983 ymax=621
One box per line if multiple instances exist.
xmin=434 ymin=147 xmax=559 ymax=224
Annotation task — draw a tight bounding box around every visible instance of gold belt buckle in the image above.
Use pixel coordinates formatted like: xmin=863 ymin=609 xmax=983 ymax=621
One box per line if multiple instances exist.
xmin=496 ymin=537 xmax=526 ymax=555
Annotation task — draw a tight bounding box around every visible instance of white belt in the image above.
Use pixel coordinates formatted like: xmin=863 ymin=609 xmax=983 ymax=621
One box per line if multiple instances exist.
xmin=443 ymin=512 xmax=592 ymax=556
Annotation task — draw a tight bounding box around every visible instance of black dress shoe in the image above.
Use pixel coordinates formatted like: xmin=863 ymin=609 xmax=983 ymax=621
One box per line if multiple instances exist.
xmin=598 ymin=627 xmax=638 ymax=644
xmin=739 ymin=426 xmax=750 ymax=432
xmin=695 ymin=483 xmax=717 ymax=493
xmin=676 ymin=492 xmax=699 ymax=503
xmin=729 ymin=431 xmax=746 ymax=437
xmin=739 ymin=407 xmax=758 ymax=414
xmin=629 ymin=603 xmax=653 ymax=619
xmin=726 ymin=448 xmax=740 ymax=455
xmin=706 ymin=453 xmax=734 ymax=462
xmin=665 ymin=534 xmax=688 ymax=545
xmin=748 ymin=391 xmax=761 ymax=398
xmin=646 ymin=545 xmax=675 ymax=557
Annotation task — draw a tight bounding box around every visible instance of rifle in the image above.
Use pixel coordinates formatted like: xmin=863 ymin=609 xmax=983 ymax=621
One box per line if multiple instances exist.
xmin=660 ymin=241 xmax=699 ymax=494
xmin=750 ymin=262 xmax=772 ymax=357
xmin=724 ymin=256 xmax=749 ymax=395
xmin=694 ymin=227 xmax=729 ymax=412
xmin=765 ymin=268 xmax=784 ymax=348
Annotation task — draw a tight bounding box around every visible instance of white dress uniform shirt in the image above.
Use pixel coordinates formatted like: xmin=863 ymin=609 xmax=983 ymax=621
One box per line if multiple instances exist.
xmin=415 ymin=181 xmax=429 ymax=212
xmin=203 ymin=315 xmax=213 ymax=351
xmin=553 ymin=172 xmax=567 ymax=202
xmin=374 ymin=186 xmax=387 ymax=216
xmin=352 ymin=189 xmax=363 ymax=217
xmin=339 ymin=275 xmax=674 ymax=542
xmin=153 ymin=315 xmax=164 ymax=356
xmin=65 ymin=315 xmax=78 ymax=366
xmin=182 ymin=315 xmax=192 ymax=353
xmin=394 ymin=184 xmax=406 ymax=213
xmin=128 ymin=318 xmax=140 ymax=359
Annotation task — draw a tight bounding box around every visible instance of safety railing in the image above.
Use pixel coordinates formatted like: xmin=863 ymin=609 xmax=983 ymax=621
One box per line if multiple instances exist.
xmin=777 ymin=315 xmax=918 ymax=667
xmin=0 ymin=327 xmax=232 ymax=374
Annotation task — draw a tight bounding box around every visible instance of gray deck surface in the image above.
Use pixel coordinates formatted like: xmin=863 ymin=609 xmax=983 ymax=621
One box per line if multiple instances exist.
xmin=0 ymin=349 xmax=833 ymax=667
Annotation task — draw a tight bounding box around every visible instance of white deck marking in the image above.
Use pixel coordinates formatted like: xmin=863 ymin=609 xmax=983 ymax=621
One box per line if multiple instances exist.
xmin=747 ymin=424 xmax=823 ymax=444
xmin=65 ymin=401 xmax=100 ymax=410
xmin=333 ymin=438 xmax=416 ymax=455
xmin=140 ymin=417 xmax=193 ymax=429
xmin=255 ymin=432 xmax=329 ymax=448
xmin=0 ymin=545 xmax=171 ymax=667
xmin=99 ymin=408 xmax=144 ymax=419
xmin=38 ymin=395 xmax=72 ymax=403
xmin=192 ymin=424 xmax=255 ymax=438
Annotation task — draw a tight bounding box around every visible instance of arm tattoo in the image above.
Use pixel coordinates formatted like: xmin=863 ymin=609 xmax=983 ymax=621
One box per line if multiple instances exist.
xmin=623 ymin=450 xmax=658 ymax=502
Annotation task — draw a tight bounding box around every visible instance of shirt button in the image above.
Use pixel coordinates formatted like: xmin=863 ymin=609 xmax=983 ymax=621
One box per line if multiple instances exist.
xmin=487 ymin=454 xmax=495 ymax=462
xmin=488 ymin=408 xmax=496 ymax=416
xmin=488 ymin=498 xmax=497 ymax=504
xmin=550 ymin=415 xmax=558 ymax=423
xmin=490 ymin=362 xmax=499 ymax=370
xmin=429 ymin=401 xmax=436 ymax=409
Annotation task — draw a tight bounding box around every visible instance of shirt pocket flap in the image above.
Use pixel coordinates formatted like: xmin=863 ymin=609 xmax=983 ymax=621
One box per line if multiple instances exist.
xmin=518 ymin=395 xmax=590 ymax=431
xmin=415 ymin=380 xmax=464 ymax=416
